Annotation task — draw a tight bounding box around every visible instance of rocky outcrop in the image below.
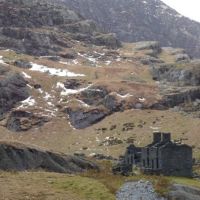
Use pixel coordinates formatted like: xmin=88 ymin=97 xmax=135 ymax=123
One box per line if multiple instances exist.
xmin=6 ymin=110 xmax=49 ymax=132
xmin=99 ymin=136 xmax=123 ymax=146
xmin=140 ymin=56 xmax=164 ymax=65
xmin=66 ymin=107 xmax=107 ymax=129
xmin=168 ymin=184 xmax=200 ymax=200
xmin=152 ymin=63 xmax=200 ymax=86
xmin=135 ymin=41 xmax=162 ymax=57
xmin=0 ymin=73 xmax=29 ymax=118
xmin=14 ymin=60 xmax=32 ymax=69
xmin=0 ymin=27 xmax=71 ymax=56
xmin=64 ymin=79 xmax=87 ymax=89
xmin=175 ymin=54 xmax=191 ymax=63
xmin=66 ymin=84 xmax=158 ymax=128
xmin=0 ymin=0 xmax=120 ymax=55
xmin=152 ymin=88 xmax=200 ymax=109
xmin=79 ymin=86 xmax=109 ymax=106
xmin=92 ymin=33 xmax=122 ymax=49
xmin=0 ymin=141 xmax=98 ymax=173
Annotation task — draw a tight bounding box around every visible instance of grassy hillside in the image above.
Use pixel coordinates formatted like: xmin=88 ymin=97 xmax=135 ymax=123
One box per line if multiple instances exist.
xmin=1 ymin=165 xmax=200 ymax=200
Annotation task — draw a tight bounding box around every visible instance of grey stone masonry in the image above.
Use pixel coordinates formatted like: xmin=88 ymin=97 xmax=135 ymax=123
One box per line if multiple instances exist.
xmin=114 ymin=132 xmax=193 ymax=177
xmin=141 ymin=132 xmax=193 ymax=177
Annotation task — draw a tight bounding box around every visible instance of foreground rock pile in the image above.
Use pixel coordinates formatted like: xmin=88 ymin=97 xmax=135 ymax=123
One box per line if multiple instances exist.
xmin=116 ymin=180 xmax=166 ymax=200
xmin=0 ymin=142 xmax=98 ymax=173
xmin=116 ymin=180 xmax=200 ymax=200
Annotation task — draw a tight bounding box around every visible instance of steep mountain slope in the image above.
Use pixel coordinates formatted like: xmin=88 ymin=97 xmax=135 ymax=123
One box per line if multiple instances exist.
xmin=0 ymin=0 xmax=200 ymax=160
xmin=60 ymin=0 xmax=200 ymax=58
xmin=0 ymin=0 xmax=120 ymax=56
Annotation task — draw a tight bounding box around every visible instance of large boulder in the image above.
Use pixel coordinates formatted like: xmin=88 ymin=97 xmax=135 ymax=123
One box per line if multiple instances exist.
xmin=0 ymin=73 xmax=29 ymax=118
xmin=168 ymin=184 xmax=200 ymax=200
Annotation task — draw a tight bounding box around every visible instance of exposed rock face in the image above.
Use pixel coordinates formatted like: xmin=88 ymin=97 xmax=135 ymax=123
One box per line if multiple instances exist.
xmin=0 ymin=0 xmax=120 ymax=56
xmin=168 ymin=184 xmax=200 ymax=200
xmin=152 ymin=63 xmax=200 ymax=86
xmin=61 ymin=0 xmax=200 ymax=57
xmin=65 ymin=83 xmax=158 ymax=129
xmin=14 ymin=60 xmax=32 ymax=69
xmin=66 ymin=108 xmax=107 ymax=129
xmin=79 ymin=86 xmax=109 ymax=106
xmin=0 ymin=73 xmax=29 ymax=118
xmin=158 ymin=88 xmax=200 ymax=109
xmin=6 ymin=110 xmax=49 ymax=132
xmin=135 ymin=41 xmax=162 ymax=57
xmin=64 ymin=79 xmax=87 ymax=89
xmin=0 ymin=142 xmax=98 ymax=173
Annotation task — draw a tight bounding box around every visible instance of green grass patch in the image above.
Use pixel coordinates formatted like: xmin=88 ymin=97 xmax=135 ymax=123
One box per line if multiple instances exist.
xmin=53 ymin=175 xmax=115 ymax=200
xmin=170 ymin=176 xmax=200 ymax=189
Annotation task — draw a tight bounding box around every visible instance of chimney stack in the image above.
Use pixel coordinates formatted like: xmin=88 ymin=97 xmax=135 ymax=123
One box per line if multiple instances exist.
xmin=153 ymin=132 xmax=161 ymax=143
xmin=162 ymin=133 xmax=171 ymax=143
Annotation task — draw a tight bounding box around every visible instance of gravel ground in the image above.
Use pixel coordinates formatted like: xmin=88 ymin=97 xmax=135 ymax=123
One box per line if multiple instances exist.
xmin=116 ymin=180 xmax=166 ymax=200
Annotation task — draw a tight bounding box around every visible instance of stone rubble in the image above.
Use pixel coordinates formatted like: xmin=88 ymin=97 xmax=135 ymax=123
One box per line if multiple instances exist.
xmin=116 ymin=180 xmax=166 ymax=200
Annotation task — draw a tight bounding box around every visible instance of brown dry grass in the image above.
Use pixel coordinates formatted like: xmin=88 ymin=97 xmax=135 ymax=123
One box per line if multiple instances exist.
xmin=0 ymin=42 xmax=200 ymax=159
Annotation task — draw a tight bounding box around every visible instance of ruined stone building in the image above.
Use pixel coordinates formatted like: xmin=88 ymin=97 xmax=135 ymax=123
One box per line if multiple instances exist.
xmin=124 ymin=144 xmax=141 ymax=166
xmin=141 ymin=132 xmax=193 ymax=177
xmin=113 ymin=132 xmax=193 ymax=177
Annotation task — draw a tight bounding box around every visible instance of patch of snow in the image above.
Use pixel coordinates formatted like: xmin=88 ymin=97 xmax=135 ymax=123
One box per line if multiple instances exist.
xmin=78 ymin=53 xmax=98 ymax=64
xmin=22 ymin=72 xmax=31 ymax=79
xmin=27 ymin=84 xmax=33 ymax=89
xmin=89 ymin=153 xmax=97 ymax=157
xmin=67 ymin=114 xmax=76 ymax=130
xmin=39 ymin=56 xmax=57 ymax=58
xmin=73 ymin=59 xmax=79 ymax=65
xmin=59 ymin=61 xmax=69 ymax=65
xmin=19 ymin=96 xmax=36 ymax=108
xmin=47 ymin=102 xmax=54 ymax=107
xmin=176 ymin=14 xmax=183 ymax=18
xmin=0 ymin=56 xmax=8 ymax=65
xmin=116 ymin=57 xmax=121 ymax=62
xmin=59 ymin=59 xmax=79 ymax=65
xmin=94 ymin=51 xmax=105 ymax=56
xmin=3 ymin=49 xmax=14 ymax=52
xmin=76 ymin=99 xmax=90 ymax=108
xmin=44 ymin=92 xmax=51 ymax=101
xmin=113 ymin=92 xmax=133 ymax=99
xmin=96 ymin=137 xmax=100 ymax=143
xmin=37 ymin=89 xmax=43 ymax=94
xmin=139 ymin=97 xmax=146 ymax=102
xmin=105 ymin=60 xmax=112 ymax=65
xmin=150 ymin=126 xmax=160 ymax=130
xmin=56 ymin=82 xmax=92 ymax=96
xmin=88 ymin=57 xmax=97 ymax=63
xmin=160 ymin=4 xmax=168 ymax=10
xmin=30 ymin=62 xmax=85 ymax=77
